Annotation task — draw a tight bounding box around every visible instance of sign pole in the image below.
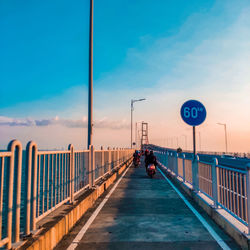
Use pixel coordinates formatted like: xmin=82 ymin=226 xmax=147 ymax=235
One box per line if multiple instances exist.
xmin=193 ymin=126 xmax=196 ymax=160
xmin=180 ymin=99 xmax=206 ymax=158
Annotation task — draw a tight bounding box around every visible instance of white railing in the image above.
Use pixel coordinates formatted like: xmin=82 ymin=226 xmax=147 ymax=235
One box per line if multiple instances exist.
xmin=0 ymin=140 xmax=133 ymax=249
xmin=152 ymin=147 xmax=250 ymax=234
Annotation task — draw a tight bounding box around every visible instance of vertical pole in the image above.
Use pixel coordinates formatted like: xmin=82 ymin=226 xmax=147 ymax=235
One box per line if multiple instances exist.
xmin=246 ymin=163 xmax=250 ymax=234
xmin=69 ymin=144 xmax=74 ymax=203
xmin=25 ymin=141 xmax=37 ymax=235
xmin=183 ymin=154 xmax=186 ymax=182
xmin=135 ymin=122 xmax=137 ymax=148
xmin=101 ymin=146 xmax=105 ymax=177
xmin=141 ymin=122 xmax=143 ymax=149
xmin=212 ymin=158 xmax=218 ymax=208
xmin=117 ymin=149 xmax=120 ymax=168
xmin=88 ymin=147 xmax=92 ymax=187
xmin=199 ymin=131 xmax=201 ymax=152
xmin=31 ymin=148 xmax=38 ymax=232
xmin=87 ymin=0 xmax=94 ymax=149
xmin=193 ymin=126 xmax=196 ymax=159
xmin=192 ymin=155 xmax=199 ymax=192
xmin=131 ymin=100 xmax=133 ymax=148
xmin=91 ymin=145 xmax=95 ymax=186
xmin=224 ymin=124 xmax=228 ymax=153
xmin=7 ymin=140 xmax=22 ymax=247
xmin=7 ymin=145 xmax=14 ymax=248
xmin=108 ymin=148 xmax=111 ymax=174
xmin=175 ymin=153 xmax=178 ymax=176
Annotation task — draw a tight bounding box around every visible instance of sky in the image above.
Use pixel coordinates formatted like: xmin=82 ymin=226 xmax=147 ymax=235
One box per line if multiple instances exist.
xmin=1 ymin=0 xmax=250 ymax=152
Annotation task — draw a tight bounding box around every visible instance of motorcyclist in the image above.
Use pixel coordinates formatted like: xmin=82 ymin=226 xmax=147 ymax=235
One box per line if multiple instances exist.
xmin=146 ymin=150 xmax=158 ymax=170
xmin=177 ymin=147 xmax=182 ymax=153
xmin=133 ymin=150 xmax=140 ymax=166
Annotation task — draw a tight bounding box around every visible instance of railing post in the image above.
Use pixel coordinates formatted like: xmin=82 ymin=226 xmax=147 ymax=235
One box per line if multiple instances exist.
xmin=192 ymin=155 xmax=199 ymax=192
xmin=167 ymin=152 xmax=170 ymax=170
xmin=108 ymin=148 xmax=111 ymax=174
xmin=117 ymin=149 xmax=120 ymax=167
xmin=183 ymin=154 xmax=186 ymax=182
xmin=88 ymin=146 xmax=92 ymax=187
xmin=101 ymin=146 xmax=105 ymax=177
xmin=246 ymin=163 xmax=250 ymax=234
xmin=212 ymin=158 xmax=218 ymax=208
xmin=165 ymin=150 xmax=168 ymax=167
xmin=176 ymin=153 xmax=179 ymax=176
xmin=68 ymin=144 xmax=74 ymax=203
xmin=7 ymin=140 xmax=22 ymax=248
xmin=25 ymin=141 xmax=38 ymax=236
xmin=91 ymin=145 xmax=95 ymax=185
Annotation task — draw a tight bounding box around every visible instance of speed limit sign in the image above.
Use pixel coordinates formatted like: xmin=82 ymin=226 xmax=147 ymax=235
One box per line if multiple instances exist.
xmin=180 ymin=100 xmax=206 ymax=126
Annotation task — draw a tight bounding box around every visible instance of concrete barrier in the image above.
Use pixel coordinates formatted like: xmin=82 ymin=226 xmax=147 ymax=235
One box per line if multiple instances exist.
xmin=19 ymin=158 xmax=132 ymax=250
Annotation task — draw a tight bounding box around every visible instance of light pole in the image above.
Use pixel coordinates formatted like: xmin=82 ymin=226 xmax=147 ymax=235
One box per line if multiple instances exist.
xmin=175 ymin=136 xmax=179 ymax=148
xmin=217 ymin=123 xmax=228 ymax=153
xmin=170 ymin=137 xmax=174 ymax=147
xmin=181 ymin=134 xmax=187 ymax=150
xmin=135 ymin=122 xmax=139 ymax=148
xmin=87 ymin=0 xmax=94 ymax=149
xmin=198 ymin=131 xmax=201 ymax=151
xmin=131 ymin=99 xmax=146 ymax=148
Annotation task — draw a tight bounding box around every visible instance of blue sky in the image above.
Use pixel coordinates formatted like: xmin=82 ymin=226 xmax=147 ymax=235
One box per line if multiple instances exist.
xmin=1 ymin=0 xmax=216 ymax=108
xmin=1 ymin=0 xmax=250 ymax=151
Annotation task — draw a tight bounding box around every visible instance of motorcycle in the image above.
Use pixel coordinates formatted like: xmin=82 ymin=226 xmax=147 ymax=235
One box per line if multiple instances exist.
xmin=147 ymin=164 xmax=156 ymax=178
xmin=133 ymin=156 xmax=140 ymax=167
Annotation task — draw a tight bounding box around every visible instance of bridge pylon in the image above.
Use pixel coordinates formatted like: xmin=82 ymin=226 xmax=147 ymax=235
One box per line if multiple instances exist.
xmin=141 ymin=122 xmax=149 ymax=149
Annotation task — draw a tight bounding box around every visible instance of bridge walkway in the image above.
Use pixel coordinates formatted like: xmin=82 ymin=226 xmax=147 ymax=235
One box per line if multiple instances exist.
xmin=56 ymin=160 xmax=240 ymax=250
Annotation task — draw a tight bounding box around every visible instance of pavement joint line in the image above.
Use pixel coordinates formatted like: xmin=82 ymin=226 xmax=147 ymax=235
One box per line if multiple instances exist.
xmin=66 ymin=163 xmax=132 ymax=250
xmin=157 ymin=166 xmax=231 ymax=250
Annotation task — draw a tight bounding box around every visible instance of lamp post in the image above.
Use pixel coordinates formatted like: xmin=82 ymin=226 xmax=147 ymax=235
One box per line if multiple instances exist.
xmin=217 ymin=123 xmax=228 ymax=153
xmin=170 ymin=137 xmax=174 ymax=147
xmin=87 ymin=0 xmax=94 ymax=149
xmin=198 ymin=131 xmax=201 ymax=152
xmin=131 ymin=99 xmax=146 ymax=148
xmin=181 ymin=134 xmax=187 ymax=150
xmin=175 ymin=136 xmax=179 ymax=148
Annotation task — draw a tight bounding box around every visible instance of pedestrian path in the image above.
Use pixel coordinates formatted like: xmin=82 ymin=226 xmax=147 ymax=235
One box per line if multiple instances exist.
xmin=56 ymin=161 xmax=240 ymax=250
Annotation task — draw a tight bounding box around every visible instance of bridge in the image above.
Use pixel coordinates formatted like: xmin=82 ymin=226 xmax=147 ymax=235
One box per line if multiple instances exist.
xmin=0 ymin=140 xmax=250 ymax=249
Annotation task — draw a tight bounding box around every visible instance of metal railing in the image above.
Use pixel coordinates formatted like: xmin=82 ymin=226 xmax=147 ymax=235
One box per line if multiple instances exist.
xmin=153 ymin=147 xmax=250 ymax=234
xmin=0 ymin=140 xmax=133 ymax=249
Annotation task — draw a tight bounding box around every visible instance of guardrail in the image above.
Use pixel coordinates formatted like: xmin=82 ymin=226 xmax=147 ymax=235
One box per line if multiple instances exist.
xmin=0 ymin=140 xmax=133 ymax=249
xmin=147 ymin=143 xmax=250 ymax=158
xmin=153 ymin=148 xmax=250 ymax=234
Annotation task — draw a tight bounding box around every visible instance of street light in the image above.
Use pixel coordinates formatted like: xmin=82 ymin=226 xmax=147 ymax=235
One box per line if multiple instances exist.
xmin=87 ymin=0 xmax=94 ymax=149
xmin=174 ymin=136 xmax=179 ymax=148
xmin=198 ymin=131 xmax=201 ymax=152
xmin=217 ymin=123 xmax=228 ymax=153
xmin=181 ymin=135 xmax=187 ymax=150
xmin=131 ymin=98 xmax=146 ymax=148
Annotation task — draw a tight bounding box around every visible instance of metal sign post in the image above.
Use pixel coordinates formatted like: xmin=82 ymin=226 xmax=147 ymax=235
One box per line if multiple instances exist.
xmin=180 ymin=100 xmax=206 ymax=159
xmin=193 ymin=126 xmax=196 ymax=157
xmin=181 ymin=100 xmax=206 ymax=192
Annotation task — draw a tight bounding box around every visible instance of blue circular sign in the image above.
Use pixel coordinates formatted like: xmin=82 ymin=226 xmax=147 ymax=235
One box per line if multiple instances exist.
xmin=180 ymin=100 xmax=206 ymax=126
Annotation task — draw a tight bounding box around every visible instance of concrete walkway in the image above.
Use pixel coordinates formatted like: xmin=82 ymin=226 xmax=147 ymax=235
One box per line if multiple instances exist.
xmin=56 ymin=161 xmax=240 ymax=250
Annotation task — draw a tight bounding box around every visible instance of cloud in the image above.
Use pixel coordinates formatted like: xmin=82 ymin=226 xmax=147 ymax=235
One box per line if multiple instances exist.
xmin=0 ymin=116 xmax=129 ymax=130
